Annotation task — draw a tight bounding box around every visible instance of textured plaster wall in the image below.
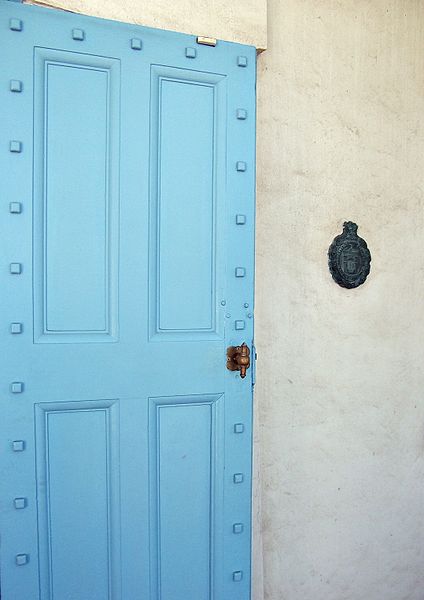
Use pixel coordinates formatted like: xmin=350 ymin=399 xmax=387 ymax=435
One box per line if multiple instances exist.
xmin=25 ymin=0 xmax=267 ymax=49
xmin=256 ymin=1 xmax=424 ymax=599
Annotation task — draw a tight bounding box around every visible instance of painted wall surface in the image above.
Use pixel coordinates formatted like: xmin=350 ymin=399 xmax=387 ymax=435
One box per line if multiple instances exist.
xmin=256 ymin=1 xmax=424 ymax=599
xmin=25 ymin=0 xmax=267 ymax=50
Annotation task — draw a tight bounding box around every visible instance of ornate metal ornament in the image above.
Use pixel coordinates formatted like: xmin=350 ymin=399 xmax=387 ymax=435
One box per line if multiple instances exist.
xmin=328 ymin=222 xmax=371 ymax=289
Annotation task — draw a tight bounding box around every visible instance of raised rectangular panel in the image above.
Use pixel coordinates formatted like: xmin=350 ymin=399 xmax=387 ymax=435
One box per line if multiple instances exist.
xmin=149 ymin=394 xmax=224 ymax=599
xmin=35 ymin=400 xmax=120 ymax=600
xmin=33 ymin=48 xmax=120 ymax=343
xmin=149 ymin=66 xmax=226 ymax=340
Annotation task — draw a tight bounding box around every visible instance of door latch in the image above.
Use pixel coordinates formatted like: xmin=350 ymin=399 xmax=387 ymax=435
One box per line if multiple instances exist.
xmin=227 ymin=343 xmax=251 ymax=378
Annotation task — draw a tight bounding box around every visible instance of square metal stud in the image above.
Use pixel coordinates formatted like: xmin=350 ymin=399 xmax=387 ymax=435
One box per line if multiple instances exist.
xmin=235 ymin=320 xmax=246 ymax=330
xmin=10 ymin=323 xmax=23 ymax=334
xmin=236 ymin=214 xmax=246 ymax=225
xmin=234 ymin=423 xmax=245 ymax=434
xmin=131 ymin=38 xmax=142 ymax=50
xmin=233 ymin=473 xmax=244 ymax=484
xmin=235 ymin=267 xmax=246 ymax=278
xmin=185 ymin=47 xmax=197 ymax=58
xmin=236 ymin=161 xmax=247 ymax=172
xmin=12 ymin=440 xmax=25 ymax=452
xmin=14 ymin=498 xmax=27 ymax=510
xmin=237 ymin=55 xmax=248 ymax=67
xmin=11 ymin=382 xmax=24 ymax=394
xmin=10 ymin=80 xmax=23 ymax=93
xmin=9 ymin=141 xmax=22 ymax=153
xmin=233 ymin=523 xmax=244 ymax=534
xmin=9 ymin=18 xmax=23 ymax=31
xmin=15 ymin=554 xmax=29 ymax=566
xmin=233 ymin=571 xmax=243 ymax=582
xmin=72 ymin=28 xmax=85 ymax=41
xmin=10 ymin=263 xmax=22 ymax=274
xmin=236 ymin=109 xmax=247 ymax=120
xmin=9 ymin=202 xmax=22 ymax=214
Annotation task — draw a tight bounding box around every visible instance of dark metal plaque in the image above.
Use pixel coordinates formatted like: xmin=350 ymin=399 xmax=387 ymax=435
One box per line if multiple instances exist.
xmin=328 ymin=222 xmax=371 ymax=289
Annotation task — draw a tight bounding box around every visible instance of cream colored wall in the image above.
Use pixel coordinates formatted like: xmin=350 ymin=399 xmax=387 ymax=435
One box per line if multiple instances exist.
xmin=25 ymin=0 xmax=267 ymax=50
xmin=256 ymin=1 xmax=424 ymax=599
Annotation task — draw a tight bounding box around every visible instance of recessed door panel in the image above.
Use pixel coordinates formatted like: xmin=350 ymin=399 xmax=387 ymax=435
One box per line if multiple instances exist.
xmin=35 ymin=401 xmax=120 ymax=600
xmin=149 ymin=66 xmax=226 ymax=340
xmin=33 ymin=48 xmax=120 ymax=342
xmin=149 ymin=394 xmax=224 ymax=600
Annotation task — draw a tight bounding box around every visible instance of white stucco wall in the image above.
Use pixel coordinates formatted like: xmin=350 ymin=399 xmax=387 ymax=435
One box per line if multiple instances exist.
xmin=256 ymin=1 xmax=424 ymax=599
xmin=26 ymin=0 xmax=267 ymax=50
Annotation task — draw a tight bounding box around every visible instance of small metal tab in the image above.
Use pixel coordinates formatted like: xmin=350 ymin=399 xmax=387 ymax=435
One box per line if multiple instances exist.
xmin=9 ymin=141 xmax=22 ymax=153
xmin=72 ymin=28 xmax=85 ymax=41
xmin=233 ymin=523 xmax=244 ymax=534
xmin=12 ymin=441 xmax=25 ymax=452
xmin=10 ymin=323 xmax=23 ymax=334
xmin=237 ymin=56 xmax=248 ymax=67
xmin=15 ymin=554 xmax=29 ymax=566
xmin=234 ymin=423 xmax=245 ymax=434
xmin=236 ymin=109 xmax=247 ymax=120
xmin=9 ymin=202 xmax=22 ymax=214
xmin=9 ymin=18 xmax=23 ymax=31
xmin=236 ymin=214 xmax=246 ymax=225
xmin=196 ymin=36 xmax=217 ymax=47
xmin=233 ymin=571 xmax=243 ymax=582
xmin=233 ymin=473 xmax=244 ymax=484
xmin=10 ymin=80 xmax=23 ymax=93
xmin=131 ymin=38 xmax=142 ymax=50
xmin=14 ymin=498 xmax=27 ymax=510
xmin=185 ymin=47 xmax=197 ymax=58
xmin=10 ymin=263 xmax=22 ymax=274
xmin=236 ymin=161 xmax=247 ymax=172
xmin=235 ymin=267 xmax=246 ymax=278
xmin=235 ymin=320 xmax=246 ymax=330
xmin=11 ymin=382 xmax=24 ymax=393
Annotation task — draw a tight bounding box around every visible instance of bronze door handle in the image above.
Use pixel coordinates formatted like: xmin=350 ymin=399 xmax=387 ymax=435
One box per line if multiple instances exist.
xmin=227 ymin=343 xmax=251 ymax=378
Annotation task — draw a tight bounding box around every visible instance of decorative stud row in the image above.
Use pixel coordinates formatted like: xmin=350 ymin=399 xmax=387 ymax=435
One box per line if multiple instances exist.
xmin=7 ymin=17 xmax=250 ymax=72
xmin=6 ymin=47 xmax=30 ymax=563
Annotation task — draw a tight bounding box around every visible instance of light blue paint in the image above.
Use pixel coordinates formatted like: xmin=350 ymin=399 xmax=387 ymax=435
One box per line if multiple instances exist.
xmin=0 ymin=1 xmax=256 ymax=599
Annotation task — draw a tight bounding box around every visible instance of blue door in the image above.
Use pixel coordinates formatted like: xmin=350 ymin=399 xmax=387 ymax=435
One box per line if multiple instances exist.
xmin=0 ymin=2 xmax=256 ymax=599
